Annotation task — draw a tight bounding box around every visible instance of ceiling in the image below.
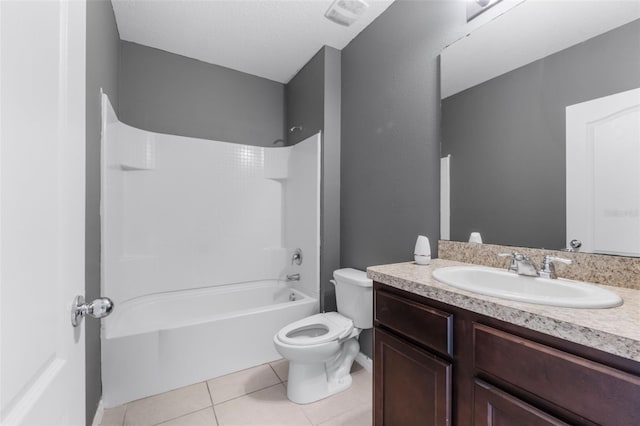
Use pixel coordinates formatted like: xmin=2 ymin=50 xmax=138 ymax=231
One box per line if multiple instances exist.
xmin=111 ymin=0 xmax=395 ymax=84
xmin=441 ymin=0 xmax=640 ymax=98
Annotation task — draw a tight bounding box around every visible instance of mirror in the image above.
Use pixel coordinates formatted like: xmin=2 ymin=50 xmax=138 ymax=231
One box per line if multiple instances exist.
xmin=440 ymin=0 xmax=640 ymax=256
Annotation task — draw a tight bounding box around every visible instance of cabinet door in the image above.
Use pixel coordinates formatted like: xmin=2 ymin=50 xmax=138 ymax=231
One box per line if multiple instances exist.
xmin=474 ymin=324 xmax=640 ymax=425
xmin=473 ymin=381 xmax=569 ymax=426
xmin=374 ymin=327 xmax=451 ymax=426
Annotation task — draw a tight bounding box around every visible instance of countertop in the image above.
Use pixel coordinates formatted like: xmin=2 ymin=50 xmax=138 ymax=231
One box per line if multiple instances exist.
xmin=368 ymin=259 xmax=640 ymax=363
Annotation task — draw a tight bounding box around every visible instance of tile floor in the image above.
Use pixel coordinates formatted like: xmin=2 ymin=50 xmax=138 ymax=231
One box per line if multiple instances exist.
xmin=99 ymin=360 xmax=372 ymax=426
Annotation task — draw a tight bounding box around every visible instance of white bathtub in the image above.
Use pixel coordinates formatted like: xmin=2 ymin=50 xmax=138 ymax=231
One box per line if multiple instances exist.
xmin=101 ymin=280 xmax=317 ymax=407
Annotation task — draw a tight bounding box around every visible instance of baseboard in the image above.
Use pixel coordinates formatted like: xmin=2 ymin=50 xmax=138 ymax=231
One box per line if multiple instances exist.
xmin=355 ymin=352 xmax=372 ymax=373
xmin=91 ymin=399 xmax=104 ymax=426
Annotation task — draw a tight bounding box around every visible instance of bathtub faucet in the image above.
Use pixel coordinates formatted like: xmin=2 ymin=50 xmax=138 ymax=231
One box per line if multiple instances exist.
xmin=286 ymin=274 xmax=301 ymax=282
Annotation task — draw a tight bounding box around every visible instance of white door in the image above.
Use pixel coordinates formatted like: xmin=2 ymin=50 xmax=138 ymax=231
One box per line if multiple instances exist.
xmin=1 ymin=1 xmax=86 ymax=425
xmin=567 ymin=88 xmax=640 ymax=256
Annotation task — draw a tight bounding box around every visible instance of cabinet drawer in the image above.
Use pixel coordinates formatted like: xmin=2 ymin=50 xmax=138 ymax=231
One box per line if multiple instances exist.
xmin=375 ymin=290 xmax=453 ymax=357
xmin=474 ymin=380 xmax=568 ymax=426
xmin=474 ymin=324 xmax=640 ymax=426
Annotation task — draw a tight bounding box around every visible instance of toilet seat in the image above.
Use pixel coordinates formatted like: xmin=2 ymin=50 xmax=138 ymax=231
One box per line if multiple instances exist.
xmin=276 ymin=312 xmax=354 ymax=346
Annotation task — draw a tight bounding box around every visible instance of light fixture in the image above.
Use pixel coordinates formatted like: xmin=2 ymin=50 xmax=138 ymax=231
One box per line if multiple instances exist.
xmin=467 ymin=0 xmax=502 ymax=21
xmin=325 ymin=0 xmax=369 ymax=27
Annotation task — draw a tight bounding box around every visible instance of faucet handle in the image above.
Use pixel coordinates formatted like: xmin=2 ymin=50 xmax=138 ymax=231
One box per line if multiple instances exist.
xmin=291 ymin=248 xmax=303 ymax=266
xmin=498 ymin=252 xmax=527 ymax=260
xmin=497 ymin=252 xmax=518 ymax=272
xmin=539 ymin=255 xmax=572 ymax=279
xmin=543 ymin=255 xmax=572 ymax=265
xmin=498 ymin=252 xmax=521 ymax=260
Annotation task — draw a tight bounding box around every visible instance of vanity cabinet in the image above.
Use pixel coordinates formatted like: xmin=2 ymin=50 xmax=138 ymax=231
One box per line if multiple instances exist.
xmin=373 ymin=283 xmax=640 ymax=426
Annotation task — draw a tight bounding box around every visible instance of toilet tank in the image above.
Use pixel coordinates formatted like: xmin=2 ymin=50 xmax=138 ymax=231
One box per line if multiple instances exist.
xmin=333 ymin=268 xmax=373 ymax=329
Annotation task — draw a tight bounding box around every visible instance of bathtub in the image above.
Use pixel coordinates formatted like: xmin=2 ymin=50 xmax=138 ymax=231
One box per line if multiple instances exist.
xmin=101 ymin=280 xmax=317 ymax=407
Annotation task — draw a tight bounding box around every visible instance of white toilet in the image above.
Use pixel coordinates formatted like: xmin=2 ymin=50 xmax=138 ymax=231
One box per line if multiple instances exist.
xmin=273 ymin=268 xmax=373 ymax=404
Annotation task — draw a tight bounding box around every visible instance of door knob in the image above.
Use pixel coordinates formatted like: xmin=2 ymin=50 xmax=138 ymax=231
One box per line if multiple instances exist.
xmin=71 ymin=295 xmax=114 ymax=327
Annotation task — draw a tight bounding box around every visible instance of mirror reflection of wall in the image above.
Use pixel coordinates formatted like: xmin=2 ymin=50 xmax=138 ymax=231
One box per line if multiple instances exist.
xmin=440 ymin=1 xmax=640 ymax=255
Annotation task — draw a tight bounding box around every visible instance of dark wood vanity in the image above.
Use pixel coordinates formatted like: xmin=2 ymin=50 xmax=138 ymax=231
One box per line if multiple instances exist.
xmin=373 ymin=282 xmax=640 ymax=426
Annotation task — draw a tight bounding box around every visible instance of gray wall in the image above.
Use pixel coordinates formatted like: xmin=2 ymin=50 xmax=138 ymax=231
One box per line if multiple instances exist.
xmin=85 ymin=0 xmax=119 ymax=424
xmin=340 ymin=1 xmax=472 ymax=358
xmin=442 ymin=19 xmax=640 ymax=250
xmin=119 ymin=41 xmax=285 ymax=146
xmin=286 ymin=49 xmax=325 ymax=145
xmin=322 ymin=47 xmax=342 ymax=313
xmin=341 ymin=1 xmax=468 ymax=271
xmin=285 ymin=47 xmax=342 ymax=313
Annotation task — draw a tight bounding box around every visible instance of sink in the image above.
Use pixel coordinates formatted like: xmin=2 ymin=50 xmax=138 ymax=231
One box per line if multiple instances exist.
xmin=432 ymin=266 xmax=622 ymax=309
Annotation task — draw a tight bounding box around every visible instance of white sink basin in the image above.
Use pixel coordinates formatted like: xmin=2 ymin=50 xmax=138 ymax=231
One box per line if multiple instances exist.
xmin=432 ymin=266 xmax=622 ymax=309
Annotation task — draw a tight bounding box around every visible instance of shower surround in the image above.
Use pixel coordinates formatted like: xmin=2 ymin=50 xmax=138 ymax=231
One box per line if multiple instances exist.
xmin=100 ymin=94 xmax=320 ymax=406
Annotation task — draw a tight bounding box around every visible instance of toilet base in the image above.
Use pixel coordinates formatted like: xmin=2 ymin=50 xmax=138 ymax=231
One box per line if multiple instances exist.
xmin=285 ymin=338 xmax=360 ymax=404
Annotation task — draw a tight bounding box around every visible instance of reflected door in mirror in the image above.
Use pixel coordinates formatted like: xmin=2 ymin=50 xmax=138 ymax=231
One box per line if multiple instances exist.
xmin=567 ymin=88 xmax=640 ymax=256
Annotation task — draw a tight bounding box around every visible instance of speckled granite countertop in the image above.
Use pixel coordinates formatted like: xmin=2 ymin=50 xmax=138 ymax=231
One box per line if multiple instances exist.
xmin=368 ymin=259 xmax=640 ymax=363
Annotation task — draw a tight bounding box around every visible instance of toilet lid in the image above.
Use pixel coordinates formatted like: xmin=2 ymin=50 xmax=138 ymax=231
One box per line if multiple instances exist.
xmin=277 ymin=312 xmax=354 ymax=346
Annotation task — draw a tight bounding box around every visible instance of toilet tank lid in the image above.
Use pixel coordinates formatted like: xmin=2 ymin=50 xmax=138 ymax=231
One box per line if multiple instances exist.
xmin=333 ymin=268 xmax=373 ymax=288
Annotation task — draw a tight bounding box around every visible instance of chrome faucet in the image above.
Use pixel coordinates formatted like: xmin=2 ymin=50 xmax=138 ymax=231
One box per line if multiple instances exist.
xmin=498 ymin=253 xmax=539 ymax=277
xmin=286 ymin=273 xmax=300 ymax=282
xmin=539 ymin=255 xmax=572 ymax=279
xmin=498 ymin=253 xmax=573 ymax=279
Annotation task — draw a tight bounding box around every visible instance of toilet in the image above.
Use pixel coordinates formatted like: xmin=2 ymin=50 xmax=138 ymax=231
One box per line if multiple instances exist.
xmin=273 ymin=268 xmax=373 ymax=404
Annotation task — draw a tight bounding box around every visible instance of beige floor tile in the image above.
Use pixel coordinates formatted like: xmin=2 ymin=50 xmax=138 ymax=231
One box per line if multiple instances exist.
xmin=215 ymin=383 xmax=311 ymax=426
xmin=156 ymin=407 xmax=218 ymax=426
xmin=269 ymin=359 xmax=289 ymax=382
xmin=208 ymin=364 xmax=281 ymax=404
xmin=317 ymin=404 xmax=372 ymax=426
xmin=124 ymin=382 xmax=211 ymax=426
xmin=298 ymin=368 xmax=372 ymax=425
xmin=100 ymin=405 xmax=126 ymax=426
xmin=349 ymin=368 xmax=372 ymax=407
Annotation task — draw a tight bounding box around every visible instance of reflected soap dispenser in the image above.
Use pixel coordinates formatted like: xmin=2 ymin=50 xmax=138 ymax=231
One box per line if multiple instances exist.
xmin=414 ymin=235 xmax=431 ymax=265
xmin=468 ymin=232 xmax=483 ymax=244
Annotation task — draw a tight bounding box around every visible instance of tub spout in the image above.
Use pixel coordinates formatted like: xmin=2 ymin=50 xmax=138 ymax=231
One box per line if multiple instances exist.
xmin=286 ymin=274 xmax=300 ymax=282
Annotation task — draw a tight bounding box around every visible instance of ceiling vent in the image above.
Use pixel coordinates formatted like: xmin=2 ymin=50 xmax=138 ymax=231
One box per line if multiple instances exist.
xmin=325 ymin=0 xmax=370 ymax=27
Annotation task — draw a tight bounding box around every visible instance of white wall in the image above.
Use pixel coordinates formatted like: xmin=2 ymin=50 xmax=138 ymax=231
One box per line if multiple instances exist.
xmin=101 ymin=95 xmax=320 ymax=304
